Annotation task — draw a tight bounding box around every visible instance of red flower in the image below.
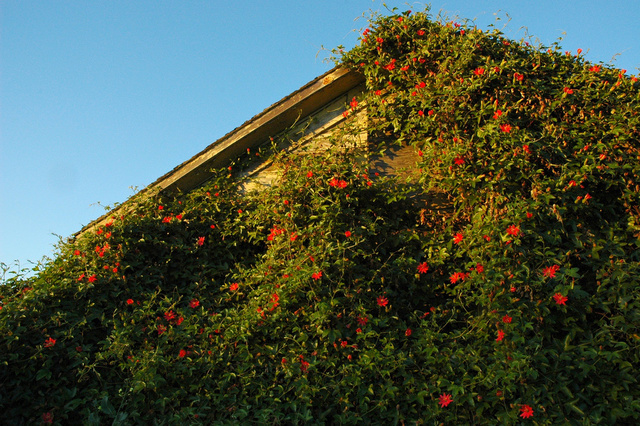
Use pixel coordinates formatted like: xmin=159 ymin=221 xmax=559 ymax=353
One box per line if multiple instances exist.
xmin=179 ymin=349 xmax=187 ymax=358
xmin=357 ymin=315 xmax=368 ymax=326
xmin=589 ymin=65 xmax=601 ymax=73
xmin=473 ymin=67 xmax=485 ymax=76
xmin=377 ymin=296 xmax=389 ymax=307
xmin=127 ymin=299 xmax=134 ymax=305
xmin=306 ymin=171 xmax=313 ymax=178
xmin=493 ymin=110 xmax=503 ymax=119
xmin=405 ymin=328 xmax=412 ymax=336
xmin=73 ymin=249 xmax=81 ymax=256
xmin=164 ymin=310 xmax=176 ymax=321
xmin=42 ymin=412 xmax=54 ymax=424
xmin=44 ymin=337 xmax=56 ymax=348
xmin=417 ymin=30 xmax=425 ymax=36
xmin=543 ymin=264 xmax=560 ymax=278
xmin=189 ymin=299 xmax=200 ymax=308
xmin=87 ymin=275 xmax=97 ymax=283
xmin=453 ymin=233 xmax=464 ymax=244
xmin=350 ymin=97 xmax=358 ymax=109
xmin=229 ymin=283 xmax=239 ymax=291
xmin=506 ymin=225 xmax=520 ymax=236
xmin=563 ymin=87 xmax=574 ymax=94
xmin=553 ymin=293 xmax=568 ymax=305
xmin=311 ymin=271 xmax=322 ymax=280
xmin=338 ymin=180 xmax=348 ymax=188
xmin=496 ymin=330 xmax=505 ymax=341
xmin=514 ymin=72 xmax=524 ymax=81
xmin=500 ymin=124 xmax=512 ymax=133
xmin=454 ymin=156 xmax=465 ymax=165
xmin=438 ymin=393 xmax=453 ymax=407
xmin=520 ymin=404 xmax=534 ymax=418
xmin=418 ymin=110 xmax=424 ymax=116
xmin=526 ymin=212 xmax=533 ymax=219
xmin=329 ymin=178 xmax=339 ymax=187
xmin=475 ymin=263 xmax=484 ymax=273
xmin=502 ymin=315 xmax=512 ymax=324
xmin=157 ymin=324 xmax=167 ymax=335
xmin=300 ymin=356 xmax=310 ymax=373
xmin=417 ymin=262 xmax=429 ymax=274
xmin=197 ymin=236 xmax=205 ymax=246
xmin=345 ymin=231 xmax=352 ymax=238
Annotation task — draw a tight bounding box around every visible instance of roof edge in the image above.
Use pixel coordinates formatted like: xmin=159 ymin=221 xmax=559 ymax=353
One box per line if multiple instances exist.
xmin=75 ymin=66 xmax=364 ymax=237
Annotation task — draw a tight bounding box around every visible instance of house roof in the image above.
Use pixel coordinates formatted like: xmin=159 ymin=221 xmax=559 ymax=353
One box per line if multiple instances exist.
xmin=76 ymin=66 xmax=365 ymax=235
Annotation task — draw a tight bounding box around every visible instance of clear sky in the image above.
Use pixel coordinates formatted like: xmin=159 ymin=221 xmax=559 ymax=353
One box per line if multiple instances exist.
xmin=2 ymin=0 xmax=639 ymax=272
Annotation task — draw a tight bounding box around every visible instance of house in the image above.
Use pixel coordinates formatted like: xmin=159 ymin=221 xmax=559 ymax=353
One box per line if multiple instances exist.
xmin=77 ymin=66 xmax=429 ymax=236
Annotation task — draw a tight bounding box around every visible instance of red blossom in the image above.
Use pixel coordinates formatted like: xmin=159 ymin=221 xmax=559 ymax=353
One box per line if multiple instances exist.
xmin=493 ymin=110 xmax=503 ymax=119
xmin=87 ymin=275 xmax=97 ymax=283
xmin=42 ymin=412 xmax=54 ymax=424
xmin=306 ymin=171 xmax=313 ymax=178
xmin=543 ymin=264 xmax=560 ymax=278
xmin=311 ymin=271 xmax=322 ymax=280
xmin=502 ymin=315 xmax=512 ymax=324
xmin=589 ymin=65 xmax=601 ymax=72
xmin=453 ymin=233 xmax=464 ymax=244
xmin=506 ymin=225 xmax=520 ymax=236
xmin=345 ymin=231 xmax=352 ymax=237
xmin=454 ymin=156 xmax=465 ymax=165
xmin=500 ymin=123 xmax=512 ymax=133
xmin=300 ymin=356 xmax=310 ymax=373
xmin=514 ymin=72 xmax=524 ymax=81
xmin=563 ymin=87 xmax=574 ymax=94
xmin=405 ymin=328 xmax=412 ymax=336
xmin=229 ymin=283 xmax=239 ymax=291
xmin=496 ymin=330 xmax=505 ymax=341
xmin=179 ymin=349 xmax=187 ymax=358
xmin=44 ymin=337 xmax=56 ymax=348
xmin=417 ymin=262 xmax=429 ymax=274
xmin=164 ymin=310 xmax=176 ymax=321
xmin=520 ymin=404 xmax=534 ymax=418
xmin=189 ymin=299 xmax=200 ymax=308
xmin=357 ymin=315 xmax=368 ymax=326
xmin=127 ymin=299 xmax=134 ymax=305
xmin=377 ymin=296 xmax=389 ymax=307
xmin=473 ymin=67 xmax=485 ymax=76
xmin=438 ymin=393 xmax=453 ymax=407
xmin=553 ymin=293 xmax=568 ymax=305
xmin=197 ymin=236 xmax=205 ymax=246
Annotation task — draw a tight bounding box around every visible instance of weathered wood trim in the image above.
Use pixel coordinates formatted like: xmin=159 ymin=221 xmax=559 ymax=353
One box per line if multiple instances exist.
xmin=76 ymin=67 xmax=364 ymax=236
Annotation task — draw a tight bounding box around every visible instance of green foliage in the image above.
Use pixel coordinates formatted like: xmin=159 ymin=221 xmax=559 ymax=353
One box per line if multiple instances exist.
xmin=2 ymin=6 xmax=640 ymax=424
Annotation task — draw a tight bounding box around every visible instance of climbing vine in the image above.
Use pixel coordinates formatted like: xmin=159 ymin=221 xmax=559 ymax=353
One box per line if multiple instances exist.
xmin=1 ymin=6 xmax=639 ymax=424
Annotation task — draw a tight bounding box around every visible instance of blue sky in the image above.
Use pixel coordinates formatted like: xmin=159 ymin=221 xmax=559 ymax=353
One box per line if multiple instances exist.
xmin=2 ymin=0 xmax=639 ymax=272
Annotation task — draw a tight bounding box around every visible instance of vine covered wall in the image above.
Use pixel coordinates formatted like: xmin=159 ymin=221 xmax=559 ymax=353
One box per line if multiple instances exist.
xmin=1 ymin=6 xmax=639 ymax=424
